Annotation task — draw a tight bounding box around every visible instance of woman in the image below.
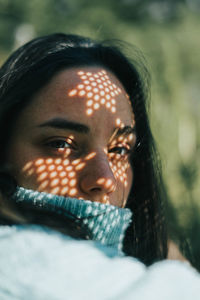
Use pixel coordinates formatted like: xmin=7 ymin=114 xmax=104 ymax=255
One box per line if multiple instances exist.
xmin=0 ymin=33 xmax=168 ymax=265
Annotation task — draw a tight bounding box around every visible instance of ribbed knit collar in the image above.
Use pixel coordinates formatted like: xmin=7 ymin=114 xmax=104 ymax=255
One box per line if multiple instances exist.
xmin=11 ymin=187 xmax=132 ymax=252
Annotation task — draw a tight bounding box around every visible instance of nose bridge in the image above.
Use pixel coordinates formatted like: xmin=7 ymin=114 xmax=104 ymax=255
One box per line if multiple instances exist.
xmin=79 ymin=150 xmax=116 ymax=195
xmin=88 ymin=150 xmax=116 ymax=183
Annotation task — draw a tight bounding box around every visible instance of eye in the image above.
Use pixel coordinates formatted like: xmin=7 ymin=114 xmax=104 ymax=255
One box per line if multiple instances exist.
xmin=108 ymin=145 xmax=131 ymax=157
xmin=46 ymin=138 xmax=75 ymax=150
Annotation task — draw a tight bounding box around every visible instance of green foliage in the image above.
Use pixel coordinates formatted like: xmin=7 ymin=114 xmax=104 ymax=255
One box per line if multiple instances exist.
xmin=0 ymin=0 xmax=200 ymax=269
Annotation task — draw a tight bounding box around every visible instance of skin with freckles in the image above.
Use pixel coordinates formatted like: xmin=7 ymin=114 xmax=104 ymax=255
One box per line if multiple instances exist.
xmin=6 ymin=67 xmax=136 ymax=207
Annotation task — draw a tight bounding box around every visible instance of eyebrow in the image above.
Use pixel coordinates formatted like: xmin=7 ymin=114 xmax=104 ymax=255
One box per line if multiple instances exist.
xmin=38 ymin=117 xmax=135 ymax=137
xmin=115 ymin=126 xmax=136 ymax=136
xmin=110 ymin=126 xmax=136 ymax=142
xmin=38 ymin=118 xmax=89 ymax=134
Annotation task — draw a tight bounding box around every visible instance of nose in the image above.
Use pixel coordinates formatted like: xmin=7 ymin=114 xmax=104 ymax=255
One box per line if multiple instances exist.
xmin=79 ymin=152 xmax=116 ymax=202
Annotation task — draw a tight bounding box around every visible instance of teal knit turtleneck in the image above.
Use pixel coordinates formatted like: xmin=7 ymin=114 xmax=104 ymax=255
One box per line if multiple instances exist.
xmin=11 ymin=187 xmax=132 ymax=252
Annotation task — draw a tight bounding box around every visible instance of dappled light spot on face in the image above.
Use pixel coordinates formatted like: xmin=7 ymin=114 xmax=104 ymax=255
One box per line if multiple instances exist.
xmin=74 ymin=162 xmax=86 ymax=171
xmin=72 ymin=159 xmax=81 ymax=166
xmin=46 ymin=158 xmax=53 ymax=164
xmin=39 ymin=180 xmax=49 ymax=190
xmin=115 ymin=118 xmax=125 ymax=129
xmin=50 ymin=178 xmax=59 ymax=187
xmin=51 ymin=186 xmax=61 ymax=195
xmin=69 ymin=179 xmax=76 ymax=187
xmin=108 ymin=132 xmax=134 ymax=189
xmin=128 ymin=133 xmax=135 ymax=143
xmin=109 ymin=157 xmax=129 ymax=188
xmin=68 ymin=70 xmax=122 ymax=116
xmin=68 ymin=188 xmax=77 ymax=196
xmin=115 ymin=117 xmax=135 ymax=131
xmin=27 ymin=168 xmax=35 ymax=176
xmin=103 ymin=194 xmax=110 ymax=204
xmin=36 ymin=165 xmax=46 ymax=173
xmin=68 ymin=89 xmax=77 ymax=97
xmin=96 ymin=178 xmax=106 ymax=185
xmin=22 ymin=150 xmax=97 ymax=197
xmin=85 ymin=152 xmax=96 ymax=160
xmin=105 ymin=179 xmax=113 ymax=188
xmin=37 ymin=172 xmax=48 ymax=181
xmin=86 ymin=108 xmax=93 ymax=116
xmin=49 ymin=171 xmax=57 ymax=179
xmin=96 ymin=177 xmax=116 ymax=193
xmin=48 ymin=165 xmax=55 ymax=171
xmin=35 ymin=158 xmax=44 ymax=166
xmin=22 ymin=161 xmax=33 ymax=172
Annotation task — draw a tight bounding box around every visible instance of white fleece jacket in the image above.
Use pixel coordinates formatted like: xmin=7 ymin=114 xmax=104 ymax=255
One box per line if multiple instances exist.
xmin=0 ymin=225 xmax=199 ymax=300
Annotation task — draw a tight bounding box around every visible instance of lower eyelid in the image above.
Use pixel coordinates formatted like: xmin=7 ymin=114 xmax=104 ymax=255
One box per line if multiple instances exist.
xmin=47 ymin=141 xmax=70 ymax=149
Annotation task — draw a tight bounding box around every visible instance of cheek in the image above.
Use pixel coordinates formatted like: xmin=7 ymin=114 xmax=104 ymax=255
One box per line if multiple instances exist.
xmin=15 ymin=156 xmax=87 ymax=197
xmin=111 ymin=161 xmax=133 ymax=207
xmin=6 ymin=141 xmax=37 ymax=185
xmin=109 ymin=157 xmax=133 ymax=193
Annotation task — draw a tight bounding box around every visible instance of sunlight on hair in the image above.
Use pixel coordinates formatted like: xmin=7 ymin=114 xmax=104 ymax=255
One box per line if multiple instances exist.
xmin=68 ymin=70 xmax=122 ymax=116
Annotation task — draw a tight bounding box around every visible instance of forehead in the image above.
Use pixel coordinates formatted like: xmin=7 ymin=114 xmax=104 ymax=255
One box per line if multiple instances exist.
xmin=24 ymin=66 xmax=134 ymax=130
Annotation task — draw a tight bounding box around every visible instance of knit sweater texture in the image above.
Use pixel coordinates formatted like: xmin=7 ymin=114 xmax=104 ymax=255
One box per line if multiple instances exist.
xmin=11 ymin=186 xmax=132 ymax=252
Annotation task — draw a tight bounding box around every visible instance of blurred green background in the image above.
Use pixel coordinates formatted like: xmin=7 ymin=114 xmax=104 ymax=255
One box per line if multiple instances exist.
xmin=0 ymin=0 xmax=200 ymax=269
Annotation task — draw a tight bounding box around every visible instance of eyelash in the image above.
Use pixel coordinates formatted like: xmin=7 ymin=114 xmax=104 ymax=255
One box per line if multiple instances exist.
xmin=108 ymin=146 xmax=131 ymax=157
xmin=45 ymin=138 xmax=132 ymax=159
xmin=45 ymin=138 xmax=76 ymax=151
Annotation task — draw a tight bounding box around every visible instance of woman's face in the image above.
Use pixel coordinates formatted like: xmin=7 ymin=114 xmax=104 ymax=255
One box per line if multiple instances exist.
xmin=6 ymin=67 xmax=136 ymax=207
